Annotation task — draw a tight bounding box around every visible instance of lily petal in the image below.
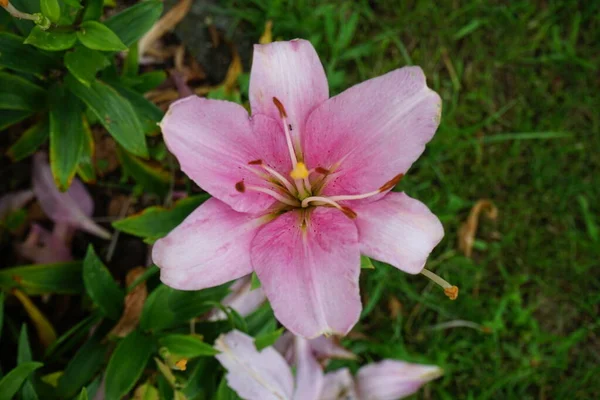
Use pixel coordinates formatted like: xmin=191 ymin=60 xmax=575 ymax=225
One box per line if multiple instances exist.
xmin=32 ymin=153 xmax=110 ymax=239
xmin=153 ymin=198 xmax=266 ymax=290
xmin=251 ymin=208 xmax=361 ymax=338
xmin=353 ymin=192 xmax=444 ymax=274
xmin=356 ymin=360 xmax=443 ymax=400
xmin=250 ymin=39 xmax=328 ymax=145
xmin=303 ymin=67 xmax=441 ymax=201
xmin=15 ymin=224 xmax=72 ymax=264
xmin=160 ymin=96 xmax=290 ymax=214
xmin=275 ymin=332 xmax=356 ymax=365
xmin=320 ymin=368 xmax=358 ymax=400
xmin=208 ymin=276 xmax=267 ymax=321
xmin=293 ymin=337 xmax=324 ymax=400
xmin=214 ymin=330 xmax=295 ymax=400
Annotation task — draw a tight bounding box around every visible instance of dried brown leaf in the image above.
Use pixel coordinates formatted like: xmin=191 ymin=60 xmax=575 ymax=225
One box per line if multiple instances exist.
xmin=458 ymin=199 xmax=498 ymax=257
xmin=108 ymin=267 xmax=147 ymax=338
xmin=139 ymin=0 xmax=193 ymax=56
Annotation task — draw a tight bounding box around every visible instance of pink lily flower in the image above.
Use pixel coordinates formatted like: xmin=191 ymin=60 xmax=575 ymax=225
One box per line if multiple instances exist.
xmin=274 ymin=330 xmax=356 ymax=365
xmin=153 ymin=39 xmax=449 ymax=338
xmin=214 ymin=329 xmax=442 ymax=400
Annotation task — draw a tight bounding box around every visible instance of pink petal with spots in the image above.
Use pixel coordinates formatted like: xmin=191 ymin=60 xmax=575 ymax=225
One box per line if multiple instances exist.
xmin=160 ymin=96 xmax=290 ymax=214
xmin=214 ymin=330 xmax=294 ymax=400
xmin=32 ymin=153 xmax=110 ymax=239
xmin=293 ymin=337 xmax=323 ymax=400
xmin=356 ymin=360 xmax=442 ymax=400
xmin=249 ymin=39 xmax=328 ymax=146
xmin=251 ymin=208 xmax=361 ymax=338
xmin=303 ymin=67 xmax=441 ymax=202
xmin=353 ymin=192 xmax=443 ymax=274
xmin=153 ymin=198 xmax=266 ymax=290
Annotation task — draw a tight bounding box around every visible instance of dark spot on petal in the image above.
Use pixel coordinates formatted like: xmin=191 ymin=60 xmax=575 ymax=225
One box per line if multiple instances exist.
xmin=235 ymin=181 xmax=245 ymax=192
xmin=248 ymin=159 xmax=263 ymax=165
xmin=288 ymin=124 xmax=293 ymax=131
xmin=315 ymin=167 xmax=330 ymax=175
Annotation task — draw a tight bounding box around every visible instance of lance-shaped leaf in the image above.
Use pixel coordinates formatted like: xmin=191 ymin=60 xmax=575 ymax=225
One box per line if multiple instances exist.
xmin=77 ymin=118 xmax=96 ymax=182
xmin=112 ymin=195 xmax=209 ymax=242
xmin=83 ymin=245 xmax=124 ymax=320
xmin=0 ymin=72 xmax=46 ymax=111
xmin=49 ymin=84 xmax=85 ymax=190
xmin=77 ymin=21 xmax=127 ymax=52
xmin=0 ymin=110 xmax=33 ymax=131
xmin=0 ymin=261 xmax=83 ymax=295
xmin=105 ymin=330 xmax=154 ymax=399
xmin=57 ymin=337 xmax=107 ymax=398
xmin=65 ymin=74 xmax=148 ymax=157
xmin=65 ymin=46 xmax=110 ymax=87
xmin=13 ymin=289 xmax=57 ymax=347
xmin=33 ymin=152 xmax=111 ymax=239
xmin=104 ymin=0 xmax=163 ymax=47
xmin=0 ymin=362 xmax=43 ymax=400
xmin=159 ymin=334 xmax=219 ymax=358
xmin=18 ymin=325 xmax=39 ymax=400
xmin=24 ymin=26 xmax=77 ymax=51
xmin=110 ymin=83 xmax=163 ymax=135
xmin=214 ymin=330 xmax=294 ymax=400
xmin=0 ymin=32 xmax=57 ymax=75
xmin=7 ymin=119 xmax=49 ymax=162
xmin=116 ymin=145 xmax=169 ymax=196
xmin=40 ymin=0 xmax=61 ymax=23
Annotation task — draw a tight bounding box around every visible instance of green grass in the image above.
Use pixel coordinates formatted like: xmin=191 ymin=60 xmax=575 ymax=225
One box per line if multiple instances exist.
xmin=220 ymin=0 xmax=600 ymax=398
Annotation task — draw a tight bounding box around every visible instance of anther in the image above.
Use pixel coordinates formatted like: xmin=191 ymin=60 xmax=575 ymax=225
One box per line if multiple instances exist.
xmin=315 ymin=167 xmax=330 ymax=175
xmin=421 ymin=268 xmax=458 ymax=300
xmin=235 ymin=181 xmax=245 ymax=193
xmin=272 ymin=97 xmax=287 ymax=118
xmin=379 ymin=173 xmax=404 ymax=192
xmin=340 ymin=206 xmax=357 ymax=219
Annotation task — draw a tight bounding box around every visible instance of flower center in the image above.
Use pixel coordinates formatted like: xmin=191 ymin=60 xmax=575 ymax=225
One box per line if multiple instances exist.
xmin=235 ymin=97 xmax=404 ymax=218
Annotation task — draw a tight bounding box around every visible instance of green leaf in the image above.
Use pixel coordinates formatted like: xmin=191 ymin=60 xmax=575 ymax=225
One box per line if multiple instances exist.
xmin=65 ymin=46 xmax=110 ymax=86
xmin=0 ymin=261 xmax=83 ymax=295
xmin=49 ymin=84 xmax=85 ymax=190
xmin=0 ymin=362 xmax=43 ymax=400
xmin=254 ymin=328 xmax=284 ymax=351
xmin=7 ymin=118 xmax=49 ymax=162
xmin=65 ymin=74 xmax=148 ymax=157
xmin=24 ymin=26 xmax=77 ymax=51
xmin=57 ymin=338 xmax=107 ymax=398
xmin=76 ymin=388 xmax=88 ymax=400
xmin=40 ymin=0 xmax=61 ymax=23
xmin=105 ymin=330 xmax=154 ymax=399
xmin=360 ymin=255 xmax=375 ymax=269
xmin=76 ymin=118 xmax=96 ymax=182
xmin=104 ymin=0 xmax=163 ymax=47
xmin=116 ymin=145 xmax=169 ymax=196
xmin=132 ymin=70 xmax=167 ymax=93
xmin=109 ymin=82 xmax=163 ymax=135
xmin=112 ymin=195 xmax=209 ymax=242
xmin=7 ymin=0 xmax=39 ymax=35
xmin=18 ymin=325 xmax=33 ymax=364
xmin=77 ymin=21 xmax=127 ymax=52
xmin=82 ymin=0 xmax=102 ymax=21
xmin=159 ymin=334 xmax=219 ymax=358
xmin=250 ymin=272 xmax=261 ymax=290
xmin=0 ymin=72 xmax=46 ymax=111
xmin=215 ymin=377 xmax=242 ymax=400
xmin=83 ymin=245 xmax=124 ymax=320
xmin=141 ymin=284 xmax=229 ymax=331
xmin=0 ymin=110 xmax=33 ymax=131
xmin=0 ymin=33 xmax=57 ymax=75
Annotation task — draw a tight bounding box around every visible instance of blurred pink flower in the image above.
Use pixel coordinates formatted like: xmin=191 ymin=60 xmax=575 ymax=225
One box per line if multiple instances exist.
xmin=208 ymin=275 xmax=267 ymax=321
xmin=0 ymin=189 xmax=34 ymax=220
xmin=32 ymin=152 xmax=110 ymax=239
xmin=214 ymin=329 xmax=442 ymax=400
xmin=154 ymin=39 xmax=444 ymax=338
xmin=15 ymin=223 xmax=72 ymax=264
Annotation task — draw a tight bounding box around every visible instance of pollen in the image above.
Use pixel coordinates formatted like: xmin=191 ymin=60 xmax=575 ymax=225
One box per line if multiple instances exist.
xmin=444 ymin=286 xmax=459 ymax=300
xmin=290 ymin=162 xmax=309 ymax=180
xmin=175 ymin=359 xmax=188 ymax=371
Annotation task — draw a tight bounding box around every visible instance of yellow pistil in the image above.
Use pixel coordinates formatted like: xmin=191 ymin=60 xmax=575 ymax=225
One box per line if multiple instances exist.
xmin=290 ymin=162 xmax=309 ymax=180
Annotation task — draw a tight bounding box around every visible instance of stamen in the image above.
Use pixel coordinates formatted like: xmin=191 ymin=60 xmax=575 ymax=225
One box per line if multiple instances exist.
xmin=246 ymin=185 xmax=300 ymax=207
xmin=326 ymin=173 xmax=405 ymax=203
xmin=272 ymin=97 xmax=298 ymax=168
xmin=421 ymin=268 xmax=459 ymax=300
xmin=248 ymin=160 xmax=297 ymax=195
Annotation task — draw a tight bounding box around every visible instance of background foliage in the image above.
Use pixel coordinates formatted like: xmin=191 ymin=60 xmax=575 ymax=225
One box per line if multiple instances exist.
xmin=1 ymin=0 xmax=599 ymax=399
